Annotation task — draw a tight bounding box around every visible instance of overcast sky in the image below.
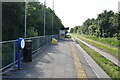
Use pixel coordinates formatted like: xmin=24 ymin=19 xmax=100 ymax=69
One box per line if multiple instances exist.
xmin=39 ymin=0 xmax=119 ymax=28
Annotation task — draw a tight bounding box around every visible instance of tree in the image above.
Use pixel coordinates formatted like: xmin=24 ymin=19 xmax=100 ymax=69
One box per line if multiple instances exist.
xmin=73 ymin=26 xmax=79 ymax=33
xmin=2 ymin=2 xmax=64 ymax=41
xmin=82 ymin=18 xmax=96 ymax=35
xmin=73 ymin=10 xmax=118 ymax=38
xmin=2 ymin=2 xmax=25 ymax=41
xmin=97 ymin=10 xmax=115 ymax=37
xmin=77 ymin=26 xmax=83 ymax=34
xmin=88 ymin=25 xmax=100 ymax=37
xmin=70 ymin=28 xmax=74 ymax=33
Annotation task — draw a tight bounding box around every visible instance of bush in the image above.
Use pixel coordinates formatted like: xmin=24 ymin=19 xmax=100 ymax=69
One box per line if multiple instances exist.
xmin=65 ymin=35 xmax=71 ymax=38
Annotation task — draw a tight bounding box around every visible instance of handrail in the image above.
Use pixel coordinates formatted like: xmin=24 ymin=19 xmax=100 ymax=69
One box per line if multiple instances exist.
xmin=0 ymin=35 xmax=57 ymax=44
xmin=0 ymin=35 xmax=59 ymax=72
xmin=0 ymin=39 xmax=17 ymax=44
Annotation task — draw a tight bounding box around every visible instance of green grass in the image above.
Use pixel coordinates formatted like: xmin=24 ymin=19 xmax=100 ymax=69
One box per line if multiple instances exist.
xmin=74 ymin=38 xmax=120 ymax=79
xmin=73 ymin=34 xmax=119 ymax=58
xmin=65 ymin=35 xmax=71 ymax=38
xmin=79 ymin=34 xmax=119 ymax=47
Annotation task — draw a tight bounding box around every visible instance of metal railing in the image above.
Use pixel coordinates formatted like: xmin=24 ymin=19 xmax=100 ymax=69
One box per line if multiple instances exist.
xmin=0 ymin=35 xmax=59 ymax=71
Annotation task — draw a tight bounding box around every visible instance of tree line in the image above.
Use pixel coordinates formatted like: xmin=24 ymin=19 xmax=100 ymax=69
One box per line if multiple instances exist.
xmin=2 ymin=2 xmax=64 ymax=41
xmin=70 ymin=10 xmax=119 ymax=39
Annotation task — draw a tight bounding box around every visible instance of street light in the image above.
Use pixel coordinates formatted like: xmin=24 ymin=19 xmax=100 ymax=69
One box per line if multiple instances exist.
xmin=24 ymin=0 xmax=27 ymax=38
xmin=44 ymin=0 xmax=46 ymax=36
xmin=52 ymin=0 xmax=54 ymax=35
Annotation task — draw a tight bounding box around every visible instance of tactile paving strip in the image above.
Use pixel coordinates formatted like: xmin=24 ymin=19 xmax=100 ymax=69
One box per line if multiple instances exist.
xmin=70 ymin=42 xmax=87 ymax=78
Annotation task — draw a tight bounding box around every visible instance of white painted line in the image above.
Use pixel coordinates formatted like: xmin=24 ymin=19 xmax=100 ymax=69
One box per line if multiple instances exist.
xmin=84 ymin=55 xmax=85 ymax=58
xmin=93 ymin=69 xmax=100 ymax=78
xmin=71 ymin=38 xmax=75 ymax=42
xmin=86 ymin=59 xmax=92 ymax=67
xmin=74 ymin=40 xmax=101 ymax=78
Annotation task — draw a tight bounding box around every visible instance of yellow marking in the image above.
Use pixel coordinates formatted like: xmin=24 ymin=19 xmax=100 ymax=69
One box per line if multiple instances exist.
xmin=70 ymin=42 xmax=87 ymax=78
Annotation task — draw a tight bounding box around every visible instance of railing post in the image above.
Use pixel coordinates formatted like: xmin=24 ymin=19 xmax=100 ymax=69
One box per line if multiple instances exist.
xmin=46 ymin=36 xmax=47 ymax=44
xmin=38 ymin=37 xmax=39 ymax=49
xmin=48 ymin=36 xmax=50 ymax=43
xmin=42 ymin=37 xmax=44 ymax=46
xmin=45 ymin=36 xmax=47 ymax=45
xmin=13 ymin=41 xmax=16 ymax=67
xmin=47 ymin=36 xmax=49 ymax=43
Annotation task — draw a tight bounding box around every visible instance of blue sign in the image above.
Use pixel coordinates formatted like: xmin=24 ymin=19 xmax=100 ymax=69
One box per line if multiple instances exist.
xmin=18 ymin=38 xmax=25 ymax=49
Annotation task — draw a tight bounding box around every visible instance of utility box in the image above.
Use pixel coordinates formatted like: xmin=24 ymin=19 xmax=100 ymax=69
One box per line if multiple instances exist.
xmin=23 ymin=40 xmax=32 ymax=62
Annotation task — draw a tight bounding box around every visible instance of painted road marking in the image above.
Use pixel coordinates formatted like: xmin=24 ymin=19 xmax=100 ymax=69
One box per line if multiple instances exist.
xmin=70 ymin=42 xmax=87 ymax=78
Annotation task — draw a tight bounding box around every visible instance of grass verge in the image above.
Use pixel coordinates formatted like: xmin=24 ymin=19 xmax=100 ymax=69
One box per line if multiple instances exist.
xmin=79 ymin=34 xmax=119 ymax=47
xmin=73 ymin=34 xmax=119 ymax=58
xmin=65 ymin=35 xmax=71 ymax=38
xmin=74 ymin=38 xmax=120 ymax=79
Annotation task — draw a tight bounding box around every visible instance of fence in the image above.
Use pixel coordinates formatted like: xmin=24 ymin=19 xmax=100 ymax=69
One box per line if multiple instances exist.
xmin=0 ymin=35 xmax=59 ymax=71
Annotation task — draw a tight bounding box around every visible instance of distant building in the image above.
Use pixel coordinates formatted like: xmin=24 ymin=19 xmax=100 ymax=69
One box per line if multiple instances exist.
xmin=59 ymin=27 xmax=69 ymax=39
xmin=59 ymin=30 xmax=65 ymax=39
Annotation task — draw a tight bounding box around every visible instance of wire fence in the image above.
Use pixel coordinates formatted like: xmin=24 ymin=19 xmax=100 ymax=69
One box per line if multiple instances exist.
xmin=0 ymin=35 xmax=59 ymax=71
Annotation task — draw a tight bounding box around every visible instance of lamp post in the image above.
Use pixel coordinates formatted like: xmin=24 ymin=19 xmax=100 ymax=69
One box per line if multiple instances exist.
xmin=44 ymin=0 xmax=46 ymax=36
xmin=52 ymin=0 xmax=54 ymax=35
xmin=24 ymin=0 xmax=27 ymax=38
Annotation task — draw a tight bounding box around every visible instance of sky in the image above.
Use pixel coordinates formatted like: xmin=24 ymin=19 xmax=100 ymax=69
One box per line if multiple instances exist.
xmin=39 ymin=0 xmax=119 ymax=28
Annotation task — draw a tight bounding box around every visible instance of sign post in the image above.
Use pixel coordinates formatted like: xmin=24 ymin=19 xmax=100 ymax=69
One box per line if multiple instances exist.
xmin=18 ymin=38 xmax=25 ymax=69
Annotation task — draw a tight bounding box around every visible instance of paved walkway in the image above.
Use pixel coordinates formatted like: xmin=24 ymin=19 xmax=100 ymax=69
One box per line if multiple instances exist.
xmin=3 ymin=39 xmax=110 ymax=78
xmin=4 ymin=39 xmax=77 ymax=78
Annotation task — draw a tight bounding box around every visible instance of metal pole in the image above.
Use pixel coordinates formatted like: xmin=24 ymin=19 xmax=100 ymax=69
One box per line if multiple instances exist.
xmin=38 ymin=37 xmax=39 ymax=49
xmin=98 ymin=19 xmax=99 ymax=27
xmin=44 ymin=0 xmax=46 ymax=36
xmin=24 ymin=0 xmax=27 ymax=38
xmin=13 ymin=42 xmax=16 ymax=67
xmin=52 ymin=0 xmax=54 ymax=35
